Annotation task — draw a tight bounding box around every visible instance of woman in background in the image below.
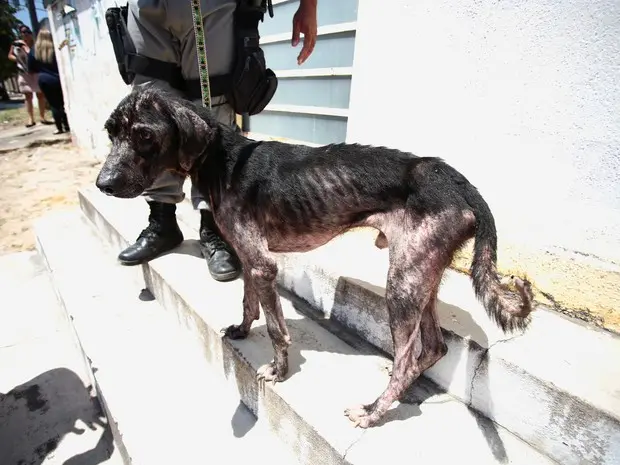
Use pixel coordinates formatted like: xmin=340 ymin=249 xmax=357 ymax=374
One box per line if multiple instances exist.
xmin=8 ymin=25 xmax=51 ymax=128
xmin=27 ymin=29 xmax=70 ymax=134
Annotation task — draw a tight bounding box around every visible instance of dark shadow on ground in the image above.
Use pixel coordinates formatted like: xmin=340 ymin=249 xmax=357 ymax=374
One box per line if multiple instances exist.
xmin=0 ymin=367 xmax=114 ymax=465
xmin=231 ymin=401 xmax=257 ymax=438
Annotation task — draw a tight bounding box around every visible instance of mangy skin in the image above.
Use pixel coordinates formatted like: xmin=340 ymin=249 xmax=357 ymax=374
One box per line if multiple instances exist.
xmin=96 ymin=86 xmax=534 ymax=428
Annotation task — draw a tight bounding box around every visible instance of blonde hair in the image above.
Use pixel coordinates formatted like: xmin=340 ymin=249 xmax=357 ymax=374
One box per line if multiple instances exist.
xmin=34 ymin=29 xmax=55 ymax=64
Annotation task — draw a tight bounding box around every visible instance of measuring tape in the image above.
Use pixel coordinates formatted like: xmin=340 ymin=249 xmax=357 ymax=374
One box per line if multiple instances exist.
xmin=190 ymin=0 xmax=212 ymax=108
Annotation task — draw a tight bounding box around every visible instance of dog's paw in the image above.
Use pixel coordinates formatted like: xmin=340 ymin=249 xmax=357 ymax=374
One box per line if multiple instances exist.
xmin=344 ymin=404 xmax=374 ymax=428
xmin=256 ymin=362 xmax=285 ymax=385
xmin=344 ymin=405 xmax=377 ymax=429
xmin=220 ymin=324 xmax=249 ymax=340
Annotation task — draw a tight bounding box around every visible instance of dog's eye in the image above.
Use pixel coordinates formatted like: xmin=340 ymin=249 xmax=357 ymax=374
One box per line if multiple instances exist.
xmin=134 ymin=127 xmax=154 ymax=144
xmin=137 ymin=130 xmax=152 ymax=141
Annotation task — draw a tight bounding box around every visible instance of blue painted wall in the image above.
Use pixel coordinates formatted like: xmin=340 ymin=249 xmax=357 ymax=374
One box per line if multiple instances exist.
xmin=251 ymin=0 xmax=358 ymax=145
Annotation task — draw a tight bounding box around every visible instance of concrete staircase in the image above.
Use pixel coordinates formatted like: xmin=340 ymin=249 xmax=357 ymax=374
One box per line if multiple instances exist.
xmin=32 ymin=185 xmax=620 ymax=465
xmin=0 ymin=251 xmax=122 ymax=465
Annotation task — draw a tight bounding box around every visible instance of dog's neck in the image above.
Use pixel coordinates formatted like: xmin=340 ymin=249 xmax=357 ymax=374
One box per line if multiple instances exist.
xmin=190 ymin=123 xmax=258 ymax=213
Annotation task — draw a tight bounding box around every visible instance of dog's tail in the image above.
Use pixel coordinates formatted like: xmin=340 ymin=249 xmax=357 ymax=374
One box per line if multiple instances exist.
xmin=464 ymin=184 xmax=534 ymax=333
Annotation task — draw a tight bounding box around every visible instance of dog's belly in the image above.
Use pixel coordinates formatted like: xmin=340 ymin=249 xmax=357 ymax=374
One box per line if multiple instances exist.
xmin=266 ymin=229 xmax=346 ymax=253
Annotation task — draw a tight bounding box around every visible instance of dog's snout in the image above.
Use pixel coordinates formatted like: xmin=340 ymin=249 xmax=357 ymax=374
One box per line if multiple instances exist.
xmin=96 ymin=171 xmax=123 ymax=196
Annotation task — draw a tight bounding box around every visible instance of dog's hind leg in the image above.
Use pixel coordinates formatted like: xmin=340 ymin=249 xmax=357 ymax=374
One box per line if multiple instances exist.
xmin=221 ymin=270 xmax=260 ymax=339
xmin=417 ymin=293 xmax=448 ymax=372
xmin=345 ymin=220 xmax=452 ymax=428
xmin=384 ymin=293 xmax=447 ymax=377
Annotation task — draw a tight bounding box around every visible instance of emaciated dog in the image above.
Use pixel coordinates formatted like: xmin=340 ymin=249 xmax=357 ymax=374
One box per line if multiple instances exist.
xmin=96 ymin=87 xmax=534 ymax=428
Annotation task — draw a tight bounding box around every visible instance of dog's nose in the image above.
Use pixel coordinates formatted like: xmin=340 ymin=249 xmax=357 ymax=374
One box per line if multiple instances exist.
xmin=96 ymin=172 xmax=122 ymax=196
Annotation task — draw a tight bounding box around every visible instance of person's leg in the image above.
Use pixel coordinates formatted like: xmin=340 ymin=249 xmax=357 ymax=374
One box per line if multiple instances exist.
xmin=178 ymin=0 xmax=241 ymax=281
xmin=115 ymin=78 xmax=187 ymax=265
xmin=38 ymin=79 xmax=63 ymax=133
xmin=51 ymin=79 xmax=70 ymax=132
xmin=23 ymin=92 xmax=35 ymax=127
xmin=36 ymin=91 xmax=49 ymax=123
xmin=61 ymin=110 xmax=70 ymax=132
xmin=27 ymin=73 xmax=46 ymax=124
xmin=118 ymin=1 xmax=188 ymax=266
xmin=121 ymin=0 xmax=240 ymax=278
xmin=18 ymin=73 xmax=35 ymax=126
xmin=51 ymin=108 xmax=63 ymax=133
xmin=190 ymin=96 xmax=241 ymax=280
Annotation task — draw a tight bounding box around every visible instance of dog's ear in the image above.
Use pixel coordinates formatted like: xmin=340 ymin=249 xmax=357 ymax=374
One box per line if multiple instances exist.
xmin=168 ymin=101 xmax=213 ymax=172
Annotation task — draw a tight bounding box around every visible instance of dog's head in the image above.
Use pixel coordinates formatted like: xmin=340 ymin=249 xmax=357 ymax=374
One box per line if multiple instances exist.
xmin=95 ymin=87 xmax=217 ymax=198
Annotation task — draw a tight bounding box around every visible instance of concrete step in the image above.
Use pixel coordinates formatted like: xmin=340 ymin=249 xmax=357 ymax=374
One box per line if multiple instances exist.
xmin=170 ymin=182 xmax=620 ymax=465
xmin=0 ymin=250 xmax=123 ymax=465
xmin=35 ymin=211 xmax=301 ymax=465
xmin=73 ymin=190 xmax=557 ymax=464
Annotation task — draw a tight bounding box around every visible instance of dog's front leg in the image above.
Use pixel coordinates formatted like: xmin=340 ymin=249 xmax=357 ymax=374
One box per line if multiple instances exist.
xmin=222 ymin=270 xmax=260 ymax=339
xmin=252 ymin=258 xmax=292 ymax=384
xmin=220 ymin=220 xmax=291 ymax=383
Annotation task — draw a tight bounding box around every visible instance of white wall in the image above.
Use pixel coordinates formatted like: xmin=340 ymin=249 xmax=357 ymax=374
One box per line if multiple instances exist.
xmin=47 ymin=0 xmax=130 ymax=159
xmin=346 ymin=0 xmax=620 ymax=263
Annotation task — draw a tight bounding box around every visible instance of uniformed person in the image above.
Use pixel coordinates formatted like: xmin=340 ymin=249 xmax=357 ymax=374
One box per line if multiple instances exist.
xmin=117 ymin=0 xmax=317 ymax=281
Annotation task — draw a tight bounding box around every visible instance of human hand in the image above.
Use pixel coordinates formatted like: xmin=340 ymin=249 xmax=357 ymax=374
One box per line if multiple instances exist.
xmin=291 ymin=0 xmax=317 ymax=65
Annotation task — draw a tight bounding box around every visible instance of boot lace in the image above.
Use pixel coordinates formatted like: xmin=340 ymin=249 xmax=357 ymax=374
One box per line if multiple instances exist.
xmin=136 ymin=205 xmax=175 ymax=241
xmin=136 ymin=220 xmax=161 ymax=241
xmin=200 ymin=229 xmax=230 ymax=256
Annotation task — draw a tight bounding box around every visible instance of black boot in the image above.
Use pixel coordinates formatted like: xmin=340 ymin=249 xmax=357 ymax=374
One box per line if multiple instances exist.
xmin=199 ymin=210 xmax=241 ymax=281
xmin=118 ymin=201 xmax=184 ymax=266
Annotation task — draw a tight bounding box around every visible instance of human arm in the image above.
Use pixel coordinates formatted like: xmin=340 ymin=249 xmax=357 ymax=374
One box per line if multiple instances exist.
xmin=7 ymin=40 xmax=23 ymax=62
xmin=291 ymin=0 xmax=317 ymax=65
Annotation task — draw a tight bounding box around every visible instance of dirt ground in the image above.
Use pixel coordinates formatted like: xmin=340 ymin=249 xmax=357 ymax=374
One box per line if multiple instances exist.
xmin=0 ymin=141 xmax=102 ymax=254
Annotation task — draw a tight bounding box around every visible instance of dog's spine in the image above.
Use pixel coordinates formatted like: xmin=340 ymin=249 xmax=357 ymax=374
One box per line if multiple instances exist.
xmin=465 ymin=185 xmax=534 ymax=333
